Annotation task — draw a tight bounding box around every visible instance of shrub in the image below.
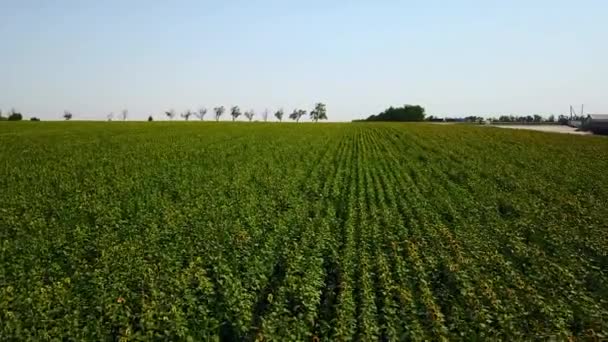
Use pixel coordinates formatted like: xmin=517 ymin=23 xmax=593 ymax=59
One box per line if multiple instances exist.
xmin=8 ymin=112 xmax=23 ymax=121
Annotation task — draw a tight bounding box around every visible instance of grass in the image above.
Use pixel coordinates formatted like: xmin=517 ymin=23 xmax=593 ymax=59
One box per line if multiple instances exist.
xmin=1 ymin=121 xmax=607 ymax=340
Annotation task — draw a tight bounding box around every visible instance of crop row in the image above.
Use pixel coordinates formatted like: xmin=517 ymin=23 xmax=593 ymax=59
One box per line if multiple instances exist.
xmin=1 ymin=122 xmax=607 ymax=339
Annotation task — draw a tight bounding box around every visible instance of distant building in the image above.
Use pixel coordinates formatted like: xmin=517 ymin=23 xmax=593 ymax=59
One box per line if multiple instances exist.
xmin=583 ymin=114 xmax=608 ymax=134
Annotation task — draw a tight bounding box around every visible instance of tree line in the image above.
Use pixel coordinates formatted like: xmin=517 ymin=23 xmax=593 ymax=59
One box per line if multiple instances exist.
xmin=158 ymin=103 xmax=326 ymax=123
xmin=0 ymin=102 xmax=327 ymax=122
xmin=0 ymin=103 xmax=327 ymax=122
xmin=427 ymin=114 xmax=580 ymax=125
xmin=354 ymin=105 xmax=426 ymax=122
xmin=488 ymin=114 xmax=581 ymax=125
xmin=0 ymin=109 xmax=39 ymax=121
xmin=1 ymin=104 xmax=584 ymax=126
xmin=0 ymin=109 xmax=77 ymax=121
xmin=351 ymin=103 xmax=588 ymax=125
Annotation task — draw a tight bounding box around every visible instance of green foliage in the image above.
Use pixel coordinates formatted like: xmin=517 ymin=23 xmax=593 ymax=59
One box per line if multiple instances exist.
xmin=7 ymin=109 xmax=23 ymax=121
xmin=213 ymin=106 xmax=225 ymax=121
xmin=274 ymin=109 xmax=284 ymax=122
xmin=310 ymin=103 xmax=327 ymax=122
xmin=63 ymin=110 xmax=73 ymax=121
xmin=1 ymin=122 xmax=607 ymax=340
xmin=230 ymin=106 xmax=242 ymax=121
xmin=289 ymin=109 xmax=306 ymax=122
xmin=7 ymin=113 xmax=23 ymax=121
xmin=362 ymin=104 xmax=425 ymax=122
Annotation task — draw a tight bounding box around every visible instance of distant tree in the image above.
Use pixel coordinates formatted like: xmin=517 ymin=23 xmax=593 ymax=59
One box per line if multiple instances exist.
xmin=533 ymin=114 xmax=542 ymax=123
xmin=244 ymin=109 xmax=255 ymax=122
xmin=30 ymin=117 xmax=40 ymax=121
xmin=8 ymin=109 xmax=23 ymax=121
xmin=547 ymin=114 xmax=555 ymax=123
xmin=214 ymin=106 xmax=225 ymax=121
xmin=361 ymin=105 xmax=425 ymax=122
xmin=165 ymin=109 xmax=176 ymax=120
xmin=107 ymin=112 xmax=114 ymax=121
xmin=274 ymin=109 xmax=284 ymax=122
xmin=309 ymin=103 xmax=327 ymax=122
xmin=262 ymin=109 xmax=269 ymax=122
xmin=230 ymin=106 xmax=241 ymax=121
xmin=289 ymin=109 xmax=298 ymax=122
xmin=289 ymin=109 xmax=306 ymax=122
xmin=181 ymin=110 xmax=193 ymax=121
xmin=196 ymin=107 xmax=207 ymax=121
xmin=63 ymin=110 xmax=73 ymax=121
xmin=121 ymin=109 xmax=128 ymax=121
xmin=148 ymin=115 xmax=153 ymax=122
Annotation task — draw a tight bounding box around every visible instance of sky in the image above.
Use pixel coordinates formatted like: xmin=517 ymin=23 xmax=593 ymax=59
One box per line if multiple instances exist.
xmin=1 ymin=0 xmax=606 ymax=121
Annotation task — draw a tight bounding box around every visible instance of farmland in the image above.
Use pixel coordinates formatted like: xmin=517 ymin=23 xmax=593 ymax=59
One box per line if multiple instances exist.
xmin=1 ymin=122 xmax=607 ymax=340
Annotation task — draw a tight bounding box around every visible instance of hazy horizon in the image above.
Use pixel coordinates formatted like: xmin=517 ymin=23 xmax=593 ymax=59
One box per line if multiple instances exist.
xmin=1 ymin=0 xmax=607 ymax=121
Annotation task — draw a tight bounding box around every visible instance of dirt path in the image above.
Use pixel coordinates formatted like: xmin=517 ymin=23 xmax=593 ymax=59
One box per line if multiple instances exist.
xmin=493 ymin=124 xmax=592 ymax=135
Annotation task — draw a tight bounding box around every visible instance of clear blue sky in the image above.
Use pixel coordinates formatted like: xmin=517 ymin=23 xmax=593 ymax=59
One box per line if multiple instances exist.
xmin=1 ymin=0 xmax=606 ymax=121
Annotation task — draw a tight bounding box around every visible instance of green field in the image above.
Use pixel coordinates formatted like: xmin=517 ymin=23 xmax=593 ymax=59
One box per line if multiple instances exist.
xmin=1 ymin=122 xmax=607 ymax=340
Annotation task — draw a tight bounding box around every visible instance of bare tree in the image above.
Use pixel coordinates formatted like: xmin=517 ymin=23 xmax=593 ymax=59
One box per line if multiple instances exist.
xmin=181 ymin=110 xmax=193 ymax=121
xmin=230 ymin=106 xmax=242 ymax=121
xmin=107 ymin=112 xmax=114 ymax=121
xmin=262 ymin=109 xmax=269 ymax=122
xmin=121 ymin=109 xmax=128 ymax=121
xmin=274 ymin=109 xmax=284 ymax=122
xmin=214 ymin=106 xmax=225 ymax=121
xmin=244 ymin=109 xmax=255 ymax=122
xmin=196 ymin=107 xmax=207 ymax=121
xmin=165 ymin=109 xmax=176 ymax=120
xmin=63 ymin=110 xmax=73 ymax=121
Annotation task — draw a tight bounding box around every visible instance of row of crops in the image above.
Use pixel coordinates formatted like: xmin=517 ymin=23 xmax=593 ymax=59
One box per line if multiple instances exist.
xmin=1 ymin=122 xmax=607 ymax=340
